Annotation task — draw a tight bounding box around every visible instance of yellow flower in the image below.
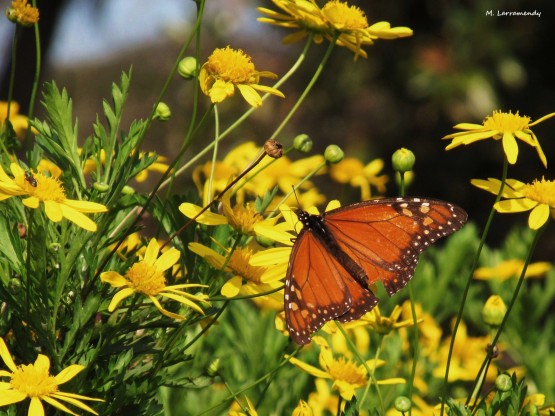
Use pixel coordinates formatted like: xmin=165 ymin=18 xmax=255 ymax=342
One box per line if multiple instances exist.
xmin=292 ymin=399 xmax=313 ymax=416
xmin=0 ymin=163 xmax=107 ymax=232
xmin=472 ymin=177 xmax=555 ymax=229
xmin=199 ymin=46 xmax=284 ymax=107
xmin=0 ymin=101 xmax=32 ymax=137
xmin=329 ymin=157 xmax=388 ymax=200
xmin=474 ymin=259 xmax=551 ymax=281
xmin=0 ymin=338 xmax=102 ymax=416
xmin=258 ymin=0 xmax=412 ymax=59
xmin=228 ymin=396 xmax=258 ymax=416
xmin=287 ymin=336 xmax=404 ymax=400
xmin=349 ymin=305 xmax=421 ymax=335
xmin=188 ymin=243 xmax=283 ymax=309
xmin=6 ymin=0 xmax=39 ymax=26
xmin=179 ymin=194 xmax=263 ymax=236
xmin=443 ymin=110 xmax=555 ymax=168
xmin=101 ymin=238 xmax=208 ymax=320
xmin=523 ymin=394 xmax=555 ymax=416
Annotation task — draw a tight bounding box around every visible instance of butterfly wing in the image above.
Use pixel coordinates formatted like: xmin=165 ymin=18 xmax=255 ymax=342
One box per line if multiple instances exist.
xmin=285 ymin=229 xmax=379 ymax=345
xmin=323 ymin=197 xmax=467 ymax=297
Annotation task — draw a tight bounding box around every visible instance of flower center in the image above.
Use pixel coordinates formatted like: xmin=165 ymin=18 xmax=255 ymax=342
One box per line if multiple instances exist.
xmin=16 ymin=172 xmax=66 ymax=202
xmin=228 ymin=248 xmax=266 ymax=284
xmin=322 ymin=1 xmax=368 ymax=31
xmin=483 ymin=110 xmax=531 ymax=133
xmin=10 ymin=363 xmax=58 ymax=397
xmin=521 ymin=178 xmax=555 ymax=206
xmin=205 ymin=47 xmax=256 ymax=83
xmin=226 ymin=203 xmax=263 ymax=235
xmin=327 ymin=357 xmax=367 ymax=386
xmin=126 ymin=262 xmax=167 ymax=296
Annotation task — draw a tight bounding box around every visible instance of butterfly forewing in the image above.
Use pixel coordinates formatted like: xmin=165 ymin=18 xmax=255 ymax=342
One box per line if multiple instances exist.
xmin=324 ymin=198 xmax=468 ymax=296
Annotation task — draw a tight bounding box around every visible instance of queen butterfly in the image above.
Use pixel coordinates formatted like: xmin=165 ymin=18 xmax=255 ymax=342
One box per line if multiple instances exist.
xmin=285 ymin=197 xmax=467 ymax=345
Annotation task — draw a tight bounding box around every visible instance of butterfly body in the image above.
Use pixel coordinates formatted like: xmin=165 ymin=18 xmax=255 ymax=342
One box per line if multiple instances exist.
xmin=285 ymin=197 xmax=467 ymax=345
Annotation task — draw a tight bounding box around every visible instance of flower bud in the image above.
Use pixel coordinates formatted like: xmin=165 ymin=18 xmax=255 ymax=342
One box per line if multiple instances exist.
xmin=154 ymin=102 xmax=171 ymax=121
xmin=394 ymin=396 xmax=411 ymax=412
xmin=178 ymin=57 xmax=198 ymax=79
xmin=122 ymin=185 xmax=135 ymax=195
xmin=482 ymin=295 xmax=507 ymax=327
xmin=293 ymin=134 xmax=312 ymax=153
xmin=207 ymin=358 xmax=220 ymax=376
xmin=324 ymin=145 xmax=344 ymax=164
xmin=495 ymin=374 xmax=512 ymax=392
xmin=392 ymin=148 xmax=415 ymax=173
xmin=93 ymin=182 xmax=111 ymax=193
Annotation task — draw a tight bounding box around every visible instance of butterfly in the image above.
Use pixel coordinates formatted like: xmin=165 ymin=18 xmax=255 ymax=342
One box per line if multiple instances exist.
xmin=284 ymin=197 xmax=467 ymax=345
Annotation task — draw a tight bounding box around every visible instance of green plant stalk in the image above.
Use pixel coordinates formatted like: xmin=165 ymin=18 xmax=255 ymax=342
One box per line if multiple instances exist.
xmin=466 ymin=224 xmax=544 ymax=410
xmin=25 ymin=0 xmax=42 ymax=145
xmin=270 ymin=33 xmax=338 ymax=141
xmin=440 ymin=158 xmax=508 ymax=415
xmin=207 ymin=104 xmax=220 ymax=202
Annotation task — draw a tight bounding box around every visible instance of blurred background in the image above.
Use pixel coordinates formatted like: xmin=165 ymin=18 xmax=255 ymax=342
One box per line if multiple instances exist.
xmin=1 ymin=0 xmax=554 ymax=256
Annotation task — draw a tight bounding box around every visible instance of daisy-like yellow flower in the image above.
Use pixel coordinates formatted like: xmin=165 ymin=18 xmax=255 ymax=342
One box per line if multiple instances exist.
xmin=180 ymin=194 xmax=263 ymax=236
xmin=287 ymin=336 xmax=404 ymax=400
xmin=0 ymin=338 xmax=102 ymax=416
xmin=443 ymin=110 xmax=555 ymax=168
xmin=0 ymin=101 xmax=32 ymax=137
xmin=101 ymin=238 xmax=208 ymax=320
xmin=348 ymin=305 xmax=422 ymax=335
xmin=329 ymin=157 xmax=388 ymax=200
xmin=6 ymin=0 xmax=39 ymax=26
xmin=292 ymin=399 xmax=313 ymax=416
xmin=474 ymin=259 xmax=551 ymax=281
xmin=472 ymin=177 xmax=555 ymax=229
xmin=258 ymin=0 xmax=412 ymax=59
xmin=228 ymin=396 xmax=258 ymax=416
xmin=199 ymin=46 xmax=284 ymax=108
xmin=188 ymin=243 xmax=283 ymax=309
xmin=0 ymin=163 xmax=107 ymax=232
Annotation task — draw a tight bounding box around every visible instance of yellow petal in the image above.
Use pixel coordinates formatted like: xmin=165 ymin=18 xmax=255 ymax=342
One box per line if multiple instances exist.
xmin=502 ymin=132 xmax=519 ymax=164
xmin=221 ymin=276 xmax=242 ymax=297
xmin=41 ymin=396 xmax=78 ymax=416
xmin=0 ymin=390 xmax=27 ymax=406
xmin=154 ymin=247 xmax=180 ymax=272
xmin=29 ymin=396 xmax=46 ymax=416
xmin=44 ymin=200 xmax=63 ymax=222
xmin=286 ymin=355 xmax=330 ymax=379
xmin=34 ymin=354 xmax=50 ymax=373
xmin=59 ymin=204 xmax=98 ymax=231
xmin=55 ymin=364 xmax=85 ymax=385
xmin=494 ymin=198 xmax=537 ymax=213
xmin=22 ymin=196 xmax=40 ymax=209
xmin=236 ymin=84 xmax=263 ymax=108
xmin=149 ymin=295 xmax=185 ymax=320
xmin=0 ymin=338 xmax=17 ymax=372
xmin=528 ymin=204 xmax=550 ymax=230
xmin=108 ymin=287 xmax=135 ymax=312
xmin=161 ymin=292 xmax=205 ymax=314
xmin=144 ymin=238 xmax=160 ymax=264
xmin=63 ymin=199 xmax=108 ymax=213
xmin=179 ymin=203 xmax=228 ymax=225
xmin=49 ymin=393 xmax=101 ymax=414
xmin=100 ymin=271 xmax=128 ymax=287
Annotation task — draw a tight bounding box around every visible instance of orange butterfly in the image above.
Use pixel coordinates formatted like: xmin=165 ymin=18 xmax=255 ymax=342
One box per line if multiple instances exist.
xmin=285 ymin=197 xmax=467 ymax=345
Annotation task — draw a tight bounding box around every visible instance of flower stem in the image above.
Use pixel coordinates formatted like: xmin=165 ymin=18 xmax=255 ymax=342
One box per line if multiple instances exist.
xmin=25 ymin=0 xmax=42 ymax=145
xmin=439 ymin=158 xmax=508 ymax=415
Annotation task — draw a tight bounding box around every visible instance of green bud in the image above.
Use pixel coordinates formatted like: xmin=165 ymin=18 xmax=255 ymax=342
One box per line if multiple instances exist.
xmin=122 ymin=185 xmax=135 ymax=195
xmin=391 ymin=148 xmax=415 ymax=173
xmin=178 ymin=57 xmax=198 ymax=79
xmin=482 ymin=295 xmax=507 ymax=327
xmin=324 ymin=145 xmax=344 ymax=164
xmin=93 ymin=182 xmax=111 ymax=193
xmin=293 ymin=134 xmax=312 ymax=153
xmin=256 ymin=234 xmax=275 ymax=248
xmin=495 ymin=374 xmax=512 ymax=392
xmin=154 ymin=102 xmax=171 ymax=121
xmin=394 ymin=396 xmax=411 ymax=412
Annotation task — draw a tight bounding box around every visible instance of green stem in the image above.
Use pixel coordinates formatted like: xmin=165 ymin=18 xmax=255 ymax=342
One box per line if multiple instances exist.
xmin=207 ymin=105 xmax=220 ymax=202
xmin=270 ymin=33 xmax=337 ymax=140
xmin=466 ymin=225 xmax=544 ymax=409
xmin=25 ymin=0 xmax=42 ymax=145
xmin=440 ymin=158 xmax=508 ymax=415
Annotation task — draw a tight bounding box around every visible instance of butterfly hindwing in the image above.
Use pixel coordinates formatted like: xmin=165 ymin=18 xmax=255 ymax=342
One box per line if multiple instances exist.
xmin=285 ymin=229 xmax=378 ymax=345
xmin=323 ymin=197 xmax=468 ymax=296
